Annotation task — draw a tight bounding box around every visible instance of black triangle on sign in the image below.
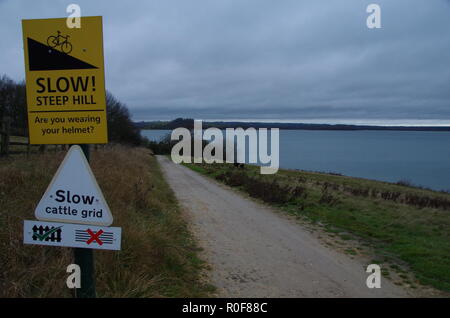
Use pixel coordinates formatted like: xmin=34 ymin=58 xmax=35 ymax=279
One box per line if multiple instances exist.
xmin=27 ymin=38 xmax=97 ymax=71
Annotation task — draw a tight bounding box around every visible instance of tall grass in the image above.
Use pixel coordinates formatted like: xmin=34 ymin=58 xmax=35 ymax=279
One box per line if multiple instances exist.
xmin=0 ymin=146 xmax=213 ymax=297
xmin=184 ymin=162 xmax=450 ymax=293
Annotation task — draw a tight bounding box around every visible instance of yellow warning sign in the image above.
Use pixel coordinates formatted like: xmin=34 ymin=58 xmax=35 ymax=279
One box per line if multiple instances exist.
xmin=22 ymin=16 xmax=108 ymax=144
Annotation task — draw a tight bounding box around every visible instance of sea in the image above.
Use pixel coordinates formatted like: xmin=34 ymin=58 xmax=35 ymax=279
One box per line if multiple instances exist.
xmin=141 ymin=129 xmax=450 ymax=192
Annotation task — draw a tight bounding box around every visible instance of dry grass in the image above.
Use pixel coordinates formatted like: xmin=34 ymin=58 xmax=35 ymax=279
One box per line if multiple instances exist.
xmin=185 ymin=162 xmax=450 ymax=293
xmin=0 ymin=145 xmax=213 ymax=297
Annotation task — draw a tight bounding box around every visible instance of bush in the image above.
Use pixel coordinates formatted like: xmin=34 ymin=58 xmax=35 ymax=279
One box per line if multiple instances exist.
xmin=106 ymin=92 xmax=143 ymax=145
xmin=216 ymin=170 xmax=307 ymax=204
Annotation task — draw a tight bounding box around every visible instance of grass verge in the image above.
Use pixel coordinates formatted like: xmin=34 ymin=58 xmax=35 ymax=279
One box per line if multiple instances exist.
xmin=0 ymin=145 xmax=214 ymax=297
xmin=183 ymin=162 xmax=450 ymax=293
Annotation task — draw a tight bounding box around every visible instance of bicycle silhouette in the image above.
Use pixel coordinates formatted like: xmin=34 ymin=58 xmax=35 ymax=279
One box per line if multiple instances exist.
xmin=47 ymin=31 xmax=73 ymax=54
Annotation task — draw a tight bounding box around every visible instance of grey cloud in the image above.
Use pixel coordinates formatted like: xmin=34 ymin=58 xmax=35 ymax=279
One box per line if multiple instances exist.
xmin=1 ymin=0 xmax=449 ymax=123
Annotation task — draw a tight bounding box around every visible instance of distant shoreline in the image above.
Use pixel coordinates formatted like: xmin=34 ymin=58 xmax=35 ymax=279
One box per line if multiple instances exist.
xmin=135 ymin=120 xmax=450 ymax=131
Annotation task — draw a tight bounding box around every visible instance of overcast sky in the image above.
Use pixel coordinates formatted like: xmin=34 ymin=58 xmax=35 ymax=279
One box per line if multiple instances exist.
xmin=1 ymin=0 xmax=450 ymax=124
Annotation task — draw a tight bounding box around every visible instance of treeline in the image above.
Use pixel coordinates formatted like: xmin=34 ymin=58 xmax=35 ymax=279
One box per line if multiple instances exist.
xmin=136 ymin=118 xmax=450 ymax=131
xmin=143 ymin=119 xmax=194 ymax=154
xmin=146 ymin=132 xmax=211 ymax=156
xmin=0 ymin=74 xmax=144 ymax=145
xmin=105 ymin=92 xmax=142 ymax=145
xmin=0 ymin=75 xmax=27 ymax=136
xmin=136 ymin=118 xmax=194 ymax=130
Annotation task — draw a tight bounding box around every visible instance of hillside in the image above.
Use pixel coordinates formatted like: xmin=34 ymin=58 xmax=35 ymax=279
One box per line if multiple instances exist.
xmin=184 ymin=161 xmax=450 ymax=293
xmin=0 ymin=146 xmax=214 ymax=297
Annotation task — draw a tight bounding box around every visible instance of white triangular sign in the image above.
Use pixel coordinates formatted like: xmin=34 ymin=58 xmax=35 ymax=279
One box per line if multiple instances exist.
xmin=35 ymin=145 xmax=113 ymax=226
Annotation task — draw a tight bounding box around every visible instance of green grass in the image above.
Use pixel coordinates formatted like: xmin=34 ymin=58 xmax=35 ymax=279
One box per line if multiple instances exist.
xmin=183 ymin=162 xmax=450 ymax=293
xmin=0 ymin=146 xmax=214 ymax=297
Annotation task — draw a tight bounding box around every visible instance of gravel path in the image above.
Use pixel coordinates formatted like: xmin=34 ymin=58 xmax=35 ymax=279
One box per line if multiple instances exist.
xmin=157 ymin=156 xmax=411 ymax=297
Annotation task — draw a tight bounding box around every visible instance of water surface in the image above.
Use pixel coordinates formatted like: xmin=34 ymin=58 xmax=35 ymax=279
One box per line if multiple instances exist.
xmin=141 ymin=129 xmax=450 ymax=191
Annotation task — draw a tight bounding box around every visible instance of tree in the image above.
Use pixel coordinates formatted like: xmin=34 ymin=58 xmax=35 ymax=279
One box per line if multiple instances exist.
xmin=0 ymin=75 xmax=27 ymax=135
xmin=106 ymin=91 xmax=142 ymax=145
xmin=0 ymin=74 xmax=143 ymax=145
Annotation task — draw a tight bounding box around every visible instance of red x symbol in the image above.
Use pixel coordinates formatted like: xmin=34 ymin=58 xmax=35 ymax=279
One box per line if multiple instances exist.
xmin=86 ymin=229 xmax=104 ymax=245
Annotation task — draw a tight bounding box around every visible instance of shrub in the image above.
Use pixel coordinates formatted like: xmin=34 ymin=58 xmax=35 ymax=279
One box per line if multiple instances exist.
xmin=217 ymin=171 xmax=307 ymax=205
xmin=319 ymin=190 xmax=339 ymax=206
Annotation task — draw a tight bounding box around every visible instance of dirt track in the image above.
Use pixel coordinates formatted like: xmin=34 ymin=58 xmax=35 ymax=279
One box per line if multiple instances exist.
xmin=157 ymin=156 xmax=412 ymax=297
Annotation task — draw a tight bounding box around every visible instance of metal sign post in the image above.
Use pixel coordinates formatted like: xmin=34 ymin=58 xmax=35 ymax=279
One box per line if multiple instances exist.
xmin=22 ymin=16 xmax=115 ymax=299
xmin=75 ymin=144 xmax=95 ymax=298
xmin=74 ymin=248 xmax=96 ymax=297
xmin=23 ymin=143 xmax=122 ymax=297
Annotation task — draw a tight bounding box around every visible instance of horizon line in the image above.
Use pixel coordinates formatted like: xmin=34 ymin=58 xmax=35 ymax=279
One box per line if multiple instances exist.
xmin=133 ymin=118 xmax=450 ymax=127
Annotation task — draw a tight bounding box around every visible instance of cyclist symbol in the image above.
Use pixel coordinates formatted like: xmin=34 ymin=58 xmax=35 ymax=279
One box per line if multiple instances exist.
xmin=46 ymin=31 xmax=73 ymax=54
